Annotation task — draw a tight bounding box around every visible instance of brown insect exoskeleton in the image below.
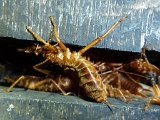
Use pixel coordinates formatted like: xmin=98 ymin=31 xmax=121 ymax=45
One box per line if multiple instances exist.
xmin=6 ymin=16 xmax=126 ymax=103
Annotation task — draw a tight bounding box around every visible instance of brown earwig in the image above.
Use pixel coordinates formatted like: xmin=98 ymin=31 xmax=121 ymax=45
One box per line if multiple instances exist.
xmin=11 ymin=16 xmax=126 ymax=102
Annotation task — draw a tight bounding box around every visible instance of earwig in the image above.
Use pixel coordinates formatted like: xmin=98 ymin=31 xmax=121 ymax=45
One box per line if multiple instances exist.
xmin=14 ymin=16 xmax=127 ymax=102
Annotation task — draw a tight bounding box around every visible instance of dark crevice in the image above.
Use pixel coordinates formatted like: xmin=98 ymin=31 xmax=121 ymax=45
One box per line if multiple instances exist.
xmin=0 ymin=37 xmax=160 ymax=83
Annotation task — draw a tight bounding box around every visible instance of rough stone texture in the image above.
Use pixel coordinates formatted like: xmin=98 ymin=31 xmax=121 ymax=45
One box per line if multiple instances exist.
xmin=0 ymin=86 xmax=159 ymax=120
xmin=0 ymin=0 xmax=160 ymax=52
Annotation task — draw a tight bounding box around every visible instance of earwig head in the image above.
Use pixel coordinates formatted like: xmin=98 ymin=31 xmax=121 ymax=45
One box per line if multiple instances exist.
xmin=18 ymin=43 xmax=49 ymax=56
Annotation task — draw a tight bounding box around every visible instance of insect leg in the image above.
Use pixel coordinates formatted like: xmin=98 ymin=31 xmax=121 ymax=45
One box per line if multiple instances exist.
xmin=145 ymin=84 xmax=160 ymax=110
xmin=145 ymin=98 xmax=152 ymax=110
xmin=49 ymin=16 xmax=67 ymax=51
xmin=4 ymin=76 xmax=25 ymax=92
xmin=33 ymin=58 xmax=52 ymax=75
xmin=51 ymin=80 xmax=72 ymax=96
xmin=26 ymin=26 xmax=58 ymax=53
xmin=79 ymin=16 xmax=127 ymax=55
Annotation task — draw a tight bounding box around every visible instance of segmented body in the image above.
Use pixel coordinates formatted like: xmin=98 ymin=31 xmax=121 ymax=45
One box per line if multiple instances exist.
xmin=43 ymin=48 xmax=107 ymax=102
xmin=4 ymin=15 xmax=160 ymax=109
xmin=101 ymin=69 xmax=149 ymax=98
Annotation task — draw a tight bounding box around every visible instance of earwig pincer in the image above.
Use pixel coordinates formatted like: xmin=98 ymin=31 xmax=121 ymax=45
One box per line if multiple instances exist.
xmin=7 ymin=16 xmax=126 ymax=103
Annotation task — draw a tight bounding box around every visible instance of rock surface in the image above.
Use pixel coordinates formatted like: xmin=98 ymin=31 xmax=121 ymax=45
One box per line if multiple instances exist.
xmin=0 ymin=86 xmax=159 ymax=120
xmin=0 ymin=0 xmax=160 ymax=52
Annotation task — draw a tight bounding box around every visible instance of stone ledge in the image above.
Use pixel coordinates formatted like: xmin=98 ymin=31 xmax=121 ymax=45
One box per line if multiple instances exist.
xmin=0 ymin=86 xmax=159 ymax=120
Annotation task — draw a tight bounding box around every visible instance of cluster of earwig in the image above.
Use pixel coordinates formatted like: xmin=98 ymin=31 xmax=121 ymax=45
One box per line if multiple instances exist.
xmin=3 ymin=16 xmax=160 ymax=110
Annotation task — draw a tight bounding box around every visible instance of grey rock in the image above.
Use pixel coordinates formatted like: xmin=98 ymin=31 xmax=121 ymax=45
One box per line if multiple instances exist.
xmin=0 ymin=0 xmax=160 ymax=52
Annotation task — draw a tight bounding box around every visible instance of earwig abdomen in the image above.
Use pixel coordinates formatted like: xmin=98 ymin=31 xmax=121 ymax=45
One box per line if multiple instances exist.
xmin=75 ymin=58 xmax=107 ymax=102
xmin=120 ymin=77 xmax=146 ymax=97
xmin=102 ymin=72 xmax=148 ymax=97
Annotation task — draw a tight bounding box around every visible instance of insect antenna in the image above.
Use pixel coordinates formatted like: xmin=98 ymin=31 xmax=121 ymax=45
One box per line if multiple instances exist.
xmin=79 ymin=16 xmax=127 ymax=55
xmin=141 ymin=40 xmax=152 ymax=70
